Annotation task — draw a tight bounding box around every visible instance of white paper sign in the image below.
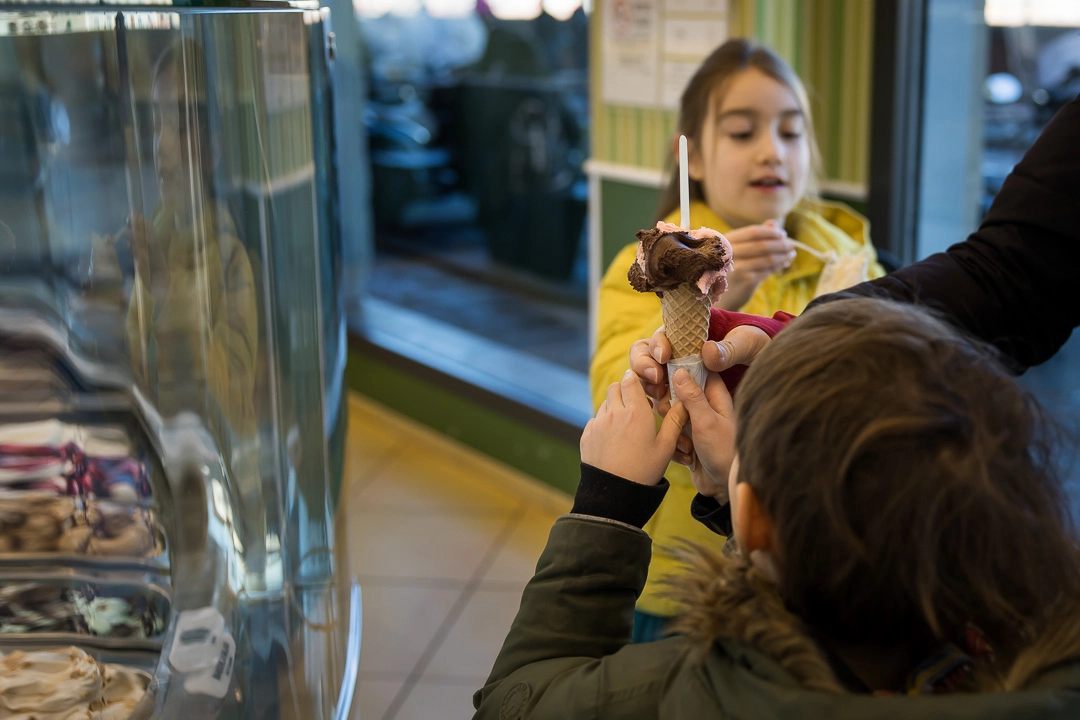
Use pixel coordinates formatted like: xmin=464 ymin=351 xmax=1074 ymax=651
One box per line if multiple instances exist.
xmin=664 ymin=18 xmax=728 ymax=58
xmin=602 ymin=0 xmax=661 ymax=107
xmin=661 ymin=60 xmax=701 ymax=108
xmin=665 ymin=0 xmax=727 ymax=11
xmin=169 ymin=607 xmax=235 ymax=699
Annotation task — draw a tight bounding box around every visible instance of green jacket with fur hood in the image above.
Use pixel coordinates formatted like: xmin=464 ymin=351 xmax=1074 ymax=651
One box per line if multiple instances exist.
xmin=473 ymin=467 xmax=1080 ymax=720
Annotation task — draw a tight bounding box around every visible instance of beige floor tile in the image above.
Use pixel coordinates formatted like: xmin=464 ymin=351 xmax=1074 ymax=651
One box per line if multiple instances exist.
xmin=354 ymin=446 xmax=526 ymax=514
xmin=393 ymin=681 xmax=480 ymax=720
xmin=345 ymin=396 xmax=406 ymax=483
xmin=352 ymin=678 xmax=406 ymax=720
xmin=422 ymin=588 xmax=523 ymax=682
xmin=347 ymin=512 xmax=513 ymax=581
xmin=479 ymin=509 xmax=561 ymax=588
xmin=357 ymin=583 xmax=464 ymax=676
xmin=349 ymin=394 xmax=572 ymax=514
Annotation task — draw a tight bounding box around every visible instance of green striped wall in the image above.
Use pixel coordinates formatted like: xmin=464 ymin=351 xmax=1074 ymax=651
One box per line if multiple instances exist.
xmin=590 ymin=0 xmax=874 ymax=187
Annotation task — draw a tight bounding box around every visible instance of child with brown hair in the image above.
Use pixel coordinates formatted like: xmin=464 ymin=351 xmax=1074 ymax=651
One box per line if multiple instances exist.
xmin=591 ymin=38 xmax=885 ymax=641
xmin=120 ymin=40 xmax=258 ymax=436
xmin=475 ymin=297 xmax=1080 ymax=717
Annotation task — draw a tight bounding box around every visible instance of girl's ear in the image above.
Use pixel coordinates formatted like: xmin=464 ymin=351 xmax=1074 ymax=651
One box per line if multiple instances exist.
xmin=734 ymin=482 xmax=774 ymax=555
xmin=684 ymin=137 xmax=706 ymax=182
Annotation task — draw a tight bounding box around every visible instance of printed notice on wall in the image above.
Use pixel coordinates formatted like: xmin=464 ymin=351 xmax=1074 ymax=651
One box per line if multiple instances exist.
xmin=660 ymin=60 xmax=701 ymax=108
xmin=601 ymin=0 xmax=729 ymax=109
xmin=659 ymin=0 xmax=728 ymax=109
xmin=602 ymin=0 xmax=662 ymax=107
xmin=664 ymin=0 xmax=727 ymax=11
xmin=663 ymin=18 xmax=728 ymax=58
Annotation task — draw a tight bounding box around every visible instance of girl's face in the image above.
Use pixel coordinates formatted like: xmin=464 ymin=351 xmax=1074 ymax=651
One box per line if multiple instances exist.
xmin=689 ymin=68 xmax=810 ymax=228
xmin=152 ymin=65 xmax=194 ymax=212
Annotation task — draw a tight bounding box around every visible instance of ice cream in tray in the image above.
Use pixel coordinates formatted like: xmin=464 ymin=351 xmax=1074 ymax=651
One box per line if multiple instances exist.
xmin=0 ymin=418 xmax=164 ymax=563
xmin=0 ymin=419 xmax=152 ymax=504
xmin=0 ymin=576 xmax=168 ymax=643
xmin=0 ymin=645 xmax=152 ymax=719
xmin=0 ymin=495 xmax=162 ymax=560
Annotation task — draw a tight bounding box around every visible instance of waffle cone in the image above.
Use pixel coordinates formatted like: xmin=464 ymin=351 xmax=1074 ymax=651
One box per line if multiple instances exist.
xmin=661 ymin=283 xmax=710 ymax=359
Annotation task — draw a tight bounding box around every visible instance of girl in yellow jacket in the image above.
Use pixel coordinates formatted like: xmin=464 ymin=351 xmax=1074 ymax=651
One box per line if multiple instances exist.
xmin=591 ymin=38 xmax=884 ymax=641
xmin=125 ymin=42 xmax=258 ymax=438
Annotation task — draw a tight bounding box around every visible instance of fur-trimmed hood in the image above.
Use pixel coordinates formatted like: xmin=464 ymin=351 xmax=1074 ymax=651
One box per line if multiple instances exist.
xmin=665 ymin=543 xmax=848 ymax=693
xmin=663 ymin=541 xmax=1080 ymax=698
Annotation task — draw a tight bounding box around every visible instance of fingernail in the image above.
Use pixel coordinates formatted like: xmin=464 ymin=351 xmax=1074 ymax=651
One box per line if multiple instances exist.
xmin=651 ymin=347 xmax=664 ymax=364
xmin=674 ymin=368 xmax=689 ymax=385
xmin=713 ymin=342 xmax=728 ymax=367
xmin=644 ymin=367 xmax=658 ymax=383
xmin=623 ymin=368 xmax=634 ymax=381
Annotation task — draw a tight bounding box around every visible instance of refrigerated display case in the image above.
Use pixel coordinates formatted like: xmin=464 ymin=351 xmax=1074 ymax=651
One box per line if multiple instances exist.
xmin=0 ymin=2 xmax=357 ymax=718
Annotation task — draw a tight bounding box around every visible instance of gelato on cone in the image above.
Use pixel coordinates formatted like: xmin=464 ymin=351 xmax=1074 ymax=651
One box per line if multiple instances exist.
xmin=628 ymin=221 xmax=734 ymax=360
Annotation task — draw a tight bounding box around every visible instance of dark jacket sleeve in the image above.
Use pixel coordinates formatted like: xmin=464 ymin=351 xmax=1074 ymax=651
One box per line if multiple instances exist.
xmin=809 ymin=94 xmax=1080 ymax=371
xmin=473 ymin=466 xmax=687 ymax=718
xmin=472 ymin=515 xmax=688 ymax=719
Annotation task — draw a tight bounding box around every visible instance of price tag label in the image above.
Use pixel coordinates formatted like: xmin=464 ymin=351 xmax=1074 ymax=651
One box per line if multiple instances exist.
xmin=169 ymin=607 xmax=234 ymax=699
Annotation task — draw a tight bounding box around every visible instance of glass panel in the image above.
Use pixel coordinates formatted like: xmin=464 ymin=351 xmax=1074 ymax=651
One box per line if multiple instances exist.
xmin=0 ymin=6 xmax=352 ymax=718
xmin=917 ymin=0 xmax=1080 ymax=515
xmin=353 ymin=1 xmax=591 ymax=413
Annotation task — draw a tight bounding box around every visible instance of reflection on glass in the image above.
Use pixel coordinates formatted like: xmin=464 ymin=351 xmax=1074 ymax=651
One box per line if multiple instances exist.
xmin=111 ymin=40 xmax=259 ymax=439
xmin=0 ymin=7 xmax=352 ymax=718
xmin=358 ymin=4 xmax=591 ymax=377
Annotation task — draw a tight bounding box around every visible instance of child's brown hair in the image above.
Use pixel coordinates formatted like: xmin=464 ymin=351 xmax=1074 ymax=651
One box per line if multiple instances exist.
xmin=153 ymin=38 xmax=217 ymax=192
xmin=656 ymin=38 xmax=822 ymax=223
xmin=734 ymin=298 xmax=1080 ymax=687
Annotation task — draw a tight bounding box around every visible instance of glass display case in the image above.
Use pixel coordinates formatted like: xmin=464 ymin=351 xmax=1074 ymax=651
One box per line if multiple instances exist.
xmin=0 ymin=2 xmax=357 ymax=718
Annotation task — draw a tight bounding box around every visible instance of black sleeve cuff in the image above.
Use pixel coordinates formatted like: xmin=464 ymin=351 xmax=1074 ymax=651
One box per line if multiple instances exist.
xmin=690 ymin=493 xmax=732 ymax=536
xmin=571 ymin=463 xmax=669 ymax=529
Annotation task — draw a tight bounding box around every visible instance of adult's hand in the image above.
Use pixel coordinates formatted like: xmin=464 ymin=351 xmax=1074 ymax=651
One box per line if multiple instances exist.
xmin=670 ymin=368 xmax=736 ymax=501
xmin=629 ymin=330 xmax=671 ymax=407
xmin=629 ymin=323 xmax=773 ymax=410
xmin=701 ymin=324 xmax=772 ymax=373
xmin=714 ymin=223 xmax=794 ymax=311
xmin=580 ymin=369 xmax=689 ymax=486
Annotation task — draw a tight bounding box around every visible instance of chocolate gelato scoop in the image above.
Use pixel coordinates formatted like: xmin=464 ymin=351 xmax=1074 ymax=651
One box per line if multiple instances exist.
xmin=628 ymin=222 xmax=733 ymax=300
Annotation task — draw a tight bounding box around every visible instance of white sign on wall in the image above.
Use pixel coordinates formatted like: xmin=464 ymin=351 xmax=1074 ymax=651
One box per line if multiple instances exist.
xmin=601 ymin=0 xmax=661 ymax=107
xmin=664 ymin=0 xmax=726 ymax=11
xmin=600 ymin=0 xmax=729 ymax=109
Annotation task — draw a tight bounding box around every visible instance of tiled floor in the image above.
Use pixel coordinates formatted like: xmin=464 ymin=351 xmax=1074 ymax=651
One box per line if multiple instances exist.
xmin=339 ymin=392 xmax=572 ymax=720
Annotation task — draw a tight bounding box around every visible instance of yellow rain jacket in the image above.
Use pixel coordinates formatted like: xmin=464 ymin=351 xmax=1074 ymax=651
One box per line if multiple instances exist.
xmin=590 ymin=198 xmax=882 ymax=617
xmin=126 ymin=202 xmax=258 ymax=436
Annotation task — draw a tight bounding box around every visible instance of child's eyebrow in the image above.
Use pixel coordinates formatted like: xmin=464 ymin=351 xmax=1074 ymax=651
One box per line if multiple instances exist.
xmin=715 ymin=108 xmax=804 ymax=121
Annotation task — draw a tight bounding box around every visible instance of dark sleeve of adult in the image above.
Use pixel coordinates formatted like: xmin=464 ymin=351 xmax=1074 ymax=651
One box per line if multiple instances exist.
xmin=809 ymin=94 xmax=1080 ymax=372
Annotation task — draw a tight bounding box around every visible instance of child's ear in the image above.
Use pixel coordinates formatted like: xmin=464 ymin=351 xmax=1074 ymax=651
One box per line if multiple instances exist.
xmin=734 ymin=482 xmax=774 ymax=555
xmin=672 ymin=135 xmax=706 ymax=182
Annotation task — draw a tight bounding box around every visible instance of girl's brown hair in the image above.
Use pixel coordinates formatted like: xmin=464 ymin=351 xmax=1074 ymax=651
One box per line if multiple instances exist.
xmin=154 ymin=39 xmax=217 ymax=191
xmin=733 ymin=298 xmax=1080 ymax=688
xmin=656 ymin=38 xmax=822 ymax=223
